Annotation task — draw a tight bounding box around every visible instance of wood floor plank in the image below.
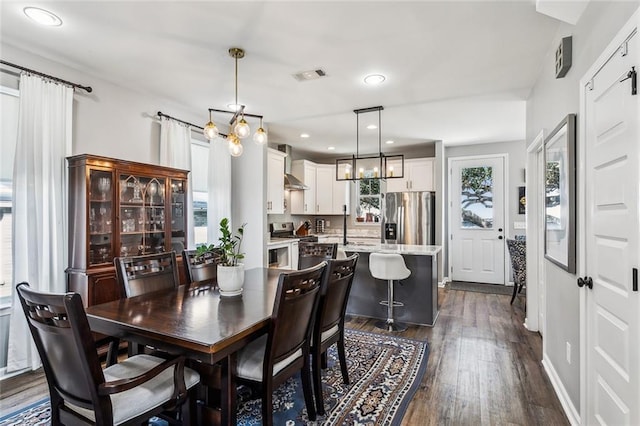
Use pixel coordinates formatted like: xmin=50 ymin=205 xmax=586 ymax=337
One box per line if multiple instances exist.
xmin=0 ymin=287 xmax=569 ymax=425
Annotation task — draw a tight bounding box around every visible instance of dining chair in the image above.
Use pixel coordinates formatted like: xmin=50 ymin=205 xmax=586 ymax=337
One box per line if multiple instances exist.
xmin=235 ymin=262 xmax=328 ymax=425
xmin=312 ymin=253 xmax=359 ymax=415
xmin=298 ymin=242 xmax=338 ymax=270
xmin=506 ymin=238 xmax=527 ymax=304
xmin=114 ymin=251 xmax=180 ymax=355
xmin=182 ymin=248 xmax=223 ymax=287
xmin=114 ymin=251 xmax=180 ymax=298
xmin=16 ymin=282 xmax=200 ymax=426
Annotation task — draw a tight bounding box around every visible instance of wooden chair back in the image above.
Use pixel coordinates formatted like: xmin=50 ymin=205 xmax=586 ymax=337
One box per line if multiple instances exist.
xmin=115 ymin=251 xmax=179 ymax=298
xmin=298 ymin=242 xmax=337 ymax=270
xmin=16 ymin=282 xmax=109 ymax=419
xmin=182 ymin=248 xmax=223 ymax=285
xmin=268 ymin=262 xmax=327 ymax=368
xmin=315 ymin=253 xmax=359 ymax=340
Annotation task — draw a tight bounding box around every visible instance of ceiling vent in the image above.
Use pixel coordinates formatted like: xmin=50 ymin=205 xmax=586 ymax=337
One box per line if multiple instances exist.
xmin=292 ymin=69 xmax=327 ymax=82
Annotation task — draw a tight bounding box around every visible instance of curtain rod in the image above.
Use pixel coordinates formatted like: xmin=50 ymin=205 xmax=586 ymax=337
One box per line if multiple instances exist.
xmin=0 ymin=60 xmax=92 ymax=93
xmin=156 ymin=111 xmax=229 ymax=138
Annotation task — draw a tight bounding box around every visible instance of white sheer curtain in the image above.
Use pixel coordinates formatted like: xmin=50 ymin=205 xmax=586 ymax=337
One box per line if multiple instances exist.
xmin=7 ymin=74 xmax=73 ymax=372
xmin=159 ymin=116 xmax=194 ymax=249
xmin=208 ymin=138 xmax=231 ymax=243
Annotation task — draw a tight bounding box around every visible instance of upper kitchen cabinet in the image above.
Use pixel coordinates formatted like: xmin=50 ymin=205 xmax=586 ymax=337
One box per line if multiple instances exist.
xmin=267 ymin=148 xmax=286 ymax=214
xmin=386 ymin=157 xmax=435 ymax=192
xmin=291 ymin=160 xmax=317 ymax=214
xmin=66 ymin=154 xmax=189 ymax=307
xmin=291 ymin=161 xmax=350 ymax=215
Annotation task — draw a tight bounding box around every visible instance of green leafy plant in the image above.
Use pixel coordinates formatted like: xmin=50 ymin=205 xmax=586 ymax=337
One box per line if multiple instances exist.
xmin=217 ymin=218 xmax=246 ymax=266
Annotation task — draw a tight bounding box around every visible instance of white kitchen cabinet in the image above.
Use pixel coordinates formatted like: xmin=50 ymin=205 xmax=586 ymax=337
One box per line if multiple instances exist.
xmin=385 ymin=157 xmax=435 ymax=192
xmin=291 ymin=160 xmax=317 ymax=214
xmin=315 ymin=164 xmax=334 ymax=214
xmin=332 ymin=178 xmax=350 ymax=214
xmin=292 ymin=161 xmax=350 ymax=215
xmin=267 ymin=148 xmax=286 ymax=214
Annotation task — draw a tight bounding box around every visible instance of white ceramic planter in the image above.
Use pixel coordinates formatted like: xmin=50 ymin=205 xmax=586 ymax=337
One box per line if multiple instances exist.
xmin=217 ymin=264 xmax=244 ymax=297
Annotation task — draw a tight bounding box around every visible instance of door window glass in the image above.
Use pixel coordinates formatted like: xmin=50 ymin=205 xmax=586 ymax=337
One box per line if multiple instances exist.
xmin=460 ymin=166 xmax=494 ymax=229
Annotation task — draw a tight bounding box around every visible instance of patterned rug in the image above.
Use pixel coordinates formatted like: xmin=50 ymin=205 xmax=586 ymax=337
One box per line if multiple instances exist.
xmin=0 ymin=329 xmax=429 ymax=426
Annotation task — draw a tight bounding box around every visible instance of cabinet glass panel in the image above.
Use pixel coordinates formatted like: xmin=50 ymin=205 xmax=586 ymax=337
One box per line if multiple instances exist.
xmin=89 ymin=170 xmax=113 ymax=265
xmin=118 ymin=174 xmax=166 ymax=256
xmin=170 ymin=179 xmax=186 ymax=253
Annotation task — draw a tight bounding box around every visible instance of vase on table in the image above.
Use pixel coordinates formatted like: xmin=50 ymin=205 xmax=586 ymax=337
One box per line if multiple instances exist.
xmin=217 ymin=264 xmax=244 ymax=297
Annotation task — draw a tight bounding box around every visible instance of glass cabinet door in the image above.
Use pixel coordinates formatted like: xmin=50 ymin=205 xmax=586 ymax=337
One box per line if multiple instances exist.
xmin=89 ymin=170 xmax=114 ymax=265
xmin=118 ymin=174 xmax=166 ymax=257
xmin=170 ymin=179 xmax=186 ymax=253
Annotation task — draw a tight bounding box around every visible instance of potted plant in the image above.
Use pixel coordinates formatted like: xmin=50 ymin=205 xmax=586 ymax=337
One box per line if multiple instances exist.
xmin=216 ymin=218 xmax=246 ymax=296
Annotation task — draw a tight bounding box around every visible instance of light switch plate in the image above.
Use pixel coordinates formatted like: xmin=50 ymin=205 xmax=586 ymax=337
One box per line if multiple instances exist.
xmin=514 ymin=221 xmax=526 ymax=229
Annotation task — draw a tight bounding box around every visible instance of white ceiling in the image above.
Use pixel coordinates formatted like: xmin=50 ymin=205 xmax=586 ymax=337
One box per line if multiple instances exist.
xmin=0 ymin=1 xmax=561 ymax=156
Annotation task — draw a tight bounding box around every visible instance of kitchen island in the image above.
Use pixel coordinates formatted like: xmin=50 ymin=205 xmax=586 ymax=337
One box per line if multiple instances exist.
xmin=343 ymin=243 xmax=442 ymax=326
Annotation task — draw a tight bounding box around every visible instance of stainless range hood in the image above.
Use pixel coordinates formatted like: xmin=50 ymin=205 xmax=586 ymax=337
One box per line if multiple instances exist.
xmin=278 ymin=144 xmax=308 ymax=190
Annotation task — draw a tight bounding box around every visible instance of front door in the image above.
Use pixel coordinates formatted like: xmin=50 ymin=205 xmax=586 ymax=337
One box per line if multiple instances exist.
xmin=584 ymin=30 xmax=639 ymax=425
xmin=449 ymin=156 xmax=506 ymax=284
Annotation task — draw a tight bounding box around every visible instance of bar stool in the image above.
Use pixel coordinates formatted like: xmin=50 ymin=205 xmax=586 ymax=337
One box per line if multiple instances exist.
xmin=369 ymin=253 xmax=411 ymax=332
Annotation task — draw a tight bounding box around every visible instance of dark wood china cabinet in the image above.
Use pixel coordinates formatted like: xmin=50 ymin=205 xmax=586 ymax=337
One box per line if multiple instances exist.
xmin=66 ymin=154 xmax=189 ymax=307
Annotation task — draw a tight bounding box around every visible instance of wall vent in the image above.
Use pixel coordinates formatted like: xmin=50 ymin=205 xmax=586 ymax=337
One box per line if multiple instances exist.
xmin=292 ymin=69 xmax=327 ymax=82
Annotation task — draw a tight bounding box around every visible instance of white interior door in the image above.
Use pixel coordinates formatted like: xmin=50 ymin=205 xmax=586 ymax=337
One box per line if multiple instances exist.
xmin=450 ymin=156 xmax=506 ymax=284
xmin=584 ymin=32 xmax=639 ymax=425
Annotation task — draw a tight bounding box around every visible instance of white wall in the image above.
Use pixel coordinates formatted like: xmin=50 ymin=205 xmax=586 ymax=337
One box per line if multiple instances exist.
xmin=526 ymin=0 xmax=639 ymax=415
xmin=1 ymin=42 xmax=267 ymax=268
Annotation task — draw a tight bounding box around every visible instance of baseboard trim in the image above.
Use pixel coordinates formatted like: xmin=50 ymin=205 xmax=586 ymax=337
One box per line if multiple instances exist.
xmin=542 ymin=354 xmax=580 ymax=425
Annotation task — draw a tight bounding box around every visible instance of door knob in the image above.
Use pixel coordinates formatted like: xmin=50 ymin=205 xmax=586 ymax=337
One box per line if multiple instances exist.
xmin=498 ymin=236 xmax=503 ymax=240
xmin=577 ymin=276 xmax=594 ymax=289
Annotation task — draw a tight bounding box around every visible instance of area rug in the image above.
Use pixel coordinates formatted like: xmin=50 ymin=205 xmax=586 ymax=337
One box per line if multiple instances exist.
xmin=0 ymin=329 xmax=429 ymax=426
xmin=449 ymin=280 xmax=514 ymax=296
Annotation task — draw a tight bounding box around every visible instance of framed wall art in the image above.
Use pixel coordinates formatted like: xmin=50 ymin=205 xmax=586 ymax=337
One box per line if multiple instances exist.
xmin=544 ymin=113 xmax=576 ymax=273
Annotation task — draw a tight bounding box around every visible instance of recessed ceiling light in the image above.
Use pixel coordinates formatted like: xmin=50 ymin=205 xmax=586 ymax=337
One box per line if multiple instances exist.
xmin=366 ymin=124 xmax=378 ymax=130
xmin=364 ymin=74 xmax=386 ymax=85
xmin=385 ymin=140 xmax=395 ymax=144
xmin=300 ymin=133 xmax=310 ymax=138
xmin=327 ymin=146 xmax=335 ymax=151
xmin=23 ymin=7 xmax=62 ymax=26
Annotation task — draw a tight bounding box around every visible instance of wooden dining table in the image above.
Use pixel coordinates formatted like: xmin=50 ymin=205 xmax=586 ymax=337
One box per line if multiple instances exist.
xmin=86 ymin=267 xmax=283 ymax=425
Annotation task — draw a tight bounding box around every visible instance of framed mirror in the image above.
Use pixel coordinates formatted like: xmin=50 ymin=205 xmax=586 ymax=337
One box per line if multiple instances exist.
xmin=544 ymin=113 xmax=577 ymax=272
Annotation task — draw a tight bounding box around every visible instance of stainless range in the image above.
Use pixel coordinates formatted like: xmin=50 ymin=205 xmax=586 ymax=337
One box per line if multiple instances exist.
xmin=270 ymin=222 xmax=318 ymax=242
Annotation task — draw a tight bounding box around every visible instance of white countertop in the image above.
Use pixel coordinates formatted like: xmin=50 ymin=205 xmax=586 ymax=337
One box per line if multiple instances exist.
xmin=267 ymin=238 xmax=300 ymax=247
xmin=341 ymin=243 xmax=442 ymax=256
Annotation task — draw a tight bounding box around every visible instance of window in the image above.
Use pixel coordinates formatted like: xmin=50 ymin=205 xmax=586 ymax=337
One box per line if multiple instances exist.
xmin=190 ymin=141 xmax=209 ymax=246
xmin=356 ymin=178 xmax=381 ymax=223
xmin=1 ymin=86 xmax=19 ymax=373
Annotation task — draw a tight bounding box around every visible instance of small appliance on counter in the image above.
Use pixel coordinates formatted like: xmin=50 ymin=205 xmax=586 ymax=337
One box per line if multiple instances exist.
xmin=315 ymin=218 xmax=326 ymax=234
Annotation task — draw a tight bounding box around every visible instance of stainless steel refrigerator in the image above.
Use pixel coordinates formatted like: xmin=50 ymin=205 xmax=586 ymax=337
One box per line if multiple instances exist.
xmin=381 ymin=191 xmax=435 ymax=245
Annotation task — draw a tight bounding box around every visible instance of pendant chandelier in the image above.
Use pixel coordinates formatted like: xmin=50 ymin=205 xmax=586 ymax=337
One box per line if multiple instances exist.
xmin=203 ymin=47 xmax=267 ymax=157
xmin=336 ymin=106 xmax=404 ymax=181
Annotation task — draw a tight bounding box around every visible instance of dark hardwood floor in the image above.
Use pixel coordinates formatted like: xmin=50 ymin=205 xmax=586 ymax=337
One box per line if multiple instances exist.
xmin=0 ymin=287 xmax=568 ymax=425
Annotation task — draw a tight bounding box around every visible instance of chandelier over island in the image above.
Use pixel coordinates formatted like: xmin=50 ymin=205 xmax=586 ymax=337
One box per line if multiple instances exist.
xmin=203 ymin=47 xmax=267 ymax=157
xmin=336 ymin=106 xmax=404 ymax=181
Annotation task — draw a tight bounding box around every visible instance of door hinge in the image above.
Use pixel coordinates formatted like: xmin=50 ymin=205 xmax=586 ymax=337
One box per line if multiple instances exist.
xmin=619 ymin=66 xmax=637 ymax=96
xmin=586 ymin=79 xmax=594 ymax=91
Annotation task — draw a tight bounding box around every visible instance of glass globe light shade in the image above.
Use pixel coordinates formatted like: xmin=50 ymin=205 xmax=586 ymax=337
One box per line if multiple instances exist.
xmin=228 ymin=140 xmax=244 ymax=157
xmin=235 ymin=118 xmax=251 ymax=139
xmin=253 ymin=127 xmax=268 ymax=145
xmin=203 ymin=121 xmax=218 ymax=140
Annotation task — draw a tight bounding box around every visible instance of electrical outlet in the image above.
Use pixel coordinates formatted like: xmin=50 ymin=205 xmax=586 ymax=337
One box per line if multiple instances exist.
xmin=326 ymin=220 xmax=330 ymax=227
xmin=566 ymin=342 xmax=572 ymax=364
